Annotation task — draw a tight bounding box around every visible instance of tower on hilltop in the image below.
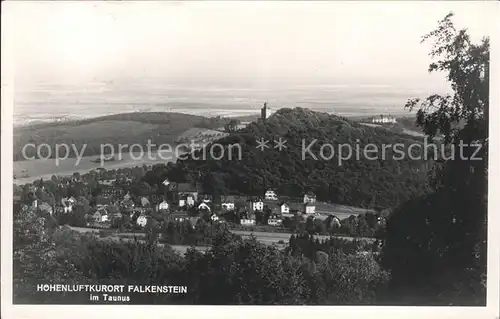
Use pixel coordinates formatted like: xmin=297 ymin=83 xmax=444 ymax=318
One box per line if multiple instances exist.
xmin=261 ymin=102 xmax=270 ymax=120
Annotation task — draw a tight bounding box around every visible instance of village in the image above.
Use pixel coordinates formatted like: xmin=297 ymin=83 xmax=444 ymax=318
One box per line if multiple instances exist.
xmin=14 ymin=165 xmax=380 ymax=237
xmin=27 ymin=181 xmax=332 ymax=229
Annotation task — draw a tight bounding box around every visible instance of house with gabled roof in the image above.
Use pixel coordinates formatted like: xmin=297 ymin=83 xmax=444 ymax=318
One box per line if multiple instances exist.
xmin=303 ymin=192 xmax=316 ymax=204
xmin=179 ymin=194 xmax=195 ymax=207
xmin=198 ymin=202 xmax=211 ymax=212
xmin=221 ymin=195 xmax=236 ymax=211
xmin=157 ymin=199 xmax=169 ymax=212
xmin=267 ymin=215 xmax=283 ymax=226
xmin=280 ymin=202 xmax=290 ymax=214
xmin=240 ymin=218 xmax=256 ymax=226
xmin=93 ymin=208 xmax=109 ymax=223
xmin=372 ymin=114 xmax=396 ymax=124
xmin=265 ymin=189 xmax=278 ymax=200
xmin=99 ymin=179 xmax=116 ymax=187
xmin=61 ymin=197 xmax=75 ymax=213
xmin=247 ymin=197 xmax=264 ymax=212
xmin=136 ymin=214 xmax=148 ymax=227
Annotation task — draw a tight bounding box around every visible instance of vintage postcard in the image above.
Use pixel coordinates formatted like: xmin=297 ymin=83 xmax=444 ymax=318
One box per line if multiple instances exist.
xmin=1 ymin=1 xmax=499 ymax=319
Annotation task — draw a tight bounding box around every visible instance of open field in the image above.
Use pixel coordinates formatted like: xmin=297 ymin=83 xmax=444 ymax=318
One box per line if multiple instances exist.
xmin=175 ymin=127 xmax=228 ymax=142
xmin=315 ymin=202 xmax=374 ymax=217
xmin=68 ymin=226 xmax=374 ymax=254
xmin=13 ymin=112 xmax=218 ymax=161
xmin=66 ymin=227 xmax=211 ymax=253
xmin=231 ymin=230 xmax=374 ymax=244
xmin=26 ymin=120 xmax=160 ymax=139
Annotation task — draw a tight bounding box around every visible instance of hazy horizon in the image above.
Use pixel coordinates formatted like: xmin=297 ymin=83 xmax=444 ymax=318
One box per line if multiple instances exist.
xmin=4 ymin=1 xmax=495 ymax=125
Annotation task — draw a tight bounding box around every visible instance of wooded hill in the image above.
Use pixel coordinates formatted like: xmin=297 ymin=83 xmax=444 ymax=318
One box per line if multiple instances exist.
xmin=163 ymin=108 xmax=432 ymax=210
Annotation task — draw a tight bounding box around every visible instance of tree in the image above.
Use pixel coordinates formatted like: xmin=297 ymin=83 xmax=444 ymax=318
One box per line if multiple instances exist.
xmin=254 ymin=210 xmax=263 ymax=224
xmin=315 ymin=219 xmax=327 ymax=235
xmin=381 ymin=13 xmax=488 ymax=305
xmin=145 ymin=219 xmax=159 ymax=246
xmin=305 ymin=216 xmax=315 ymax=234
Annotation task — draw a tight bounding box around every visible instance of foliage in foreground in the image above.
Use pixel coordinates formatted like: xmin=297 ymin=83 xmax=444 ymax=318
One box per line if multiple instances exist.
xmin=380 ymin=13 xmax=488 ymax=306
xmin=13 ymin=209 xmax=388 ymax=305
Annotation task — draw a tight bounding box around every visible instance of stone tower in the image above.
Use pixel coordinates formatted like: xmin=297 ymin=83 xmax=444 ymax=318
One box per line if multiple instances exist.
xmin=261 ymin=102 xmax=270 ymax=120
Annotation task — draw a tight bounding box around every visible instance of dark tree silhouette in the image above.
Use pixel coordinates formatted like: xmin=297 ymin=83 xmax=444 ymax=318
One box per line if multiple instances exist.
xmin=381 ymin=13 xmax=489 ymax=306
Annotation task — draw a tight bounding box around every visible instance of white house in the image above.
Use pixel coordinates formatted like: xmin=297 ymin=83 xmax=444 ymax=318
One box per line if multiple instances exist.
xmin=280 ymin=203 xmax=290 ymax=214
xmin=178 ymin=194 xmax=195 ymax=207
xmin=252 ymin=200 xmax=264 ymax=212
xmin=179 ymin=199 xmax=186 ymax=207
xmin=304 ymin=202 xmax=316 ymax=215
xmin=268 ymin=218 xmax=283 ymax=226
xmin=198 ymin=202 xmax=211 ymax=211
xmin=61 ymin=197 xmax=73 ymax=213
xmin=136 ymin=215 xmax=148 ymax=227
xmin=187 ymin=195 xmax=196 ymax=206
xmin=265 ymin=189 xmax=278 ymax=200
xmin=372 ymin=115 xmax=396 ymax=124
xmin=101 ymin=214 xmax=109 ymax=223
xmin=222 ymin=202 xmax=235 ymax=210
xmin=158 ymin=200 xmax=169 ymax=211
xmin=93 ymin=209 xmax=109 ymax=223
xmin=61 ymin=197 xmax=76 ymax=213
xmin=240 ymin=219 xmax=256 ymax=226
xmin=220 ymin=196 xmax=235 ymax=210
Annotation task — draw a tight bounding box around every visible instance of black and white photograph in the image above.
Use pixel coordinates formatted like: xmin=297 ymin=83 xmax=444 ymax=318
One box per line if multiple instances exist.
xmin=1 ymin=1 xmax=499 ymax=317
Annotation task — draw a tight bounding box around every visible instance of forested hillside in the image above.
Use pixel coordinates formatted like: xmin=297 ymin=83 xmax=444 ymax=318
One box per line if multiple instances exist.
xmin=159 ymin=108 xmax=432 ymax=209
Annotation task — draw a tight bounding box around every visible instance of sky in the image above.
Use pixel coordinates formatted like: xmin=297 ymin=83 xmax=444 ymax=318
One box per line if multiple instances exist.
xmin=5 ymin=1 xmax=496 ymax=89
